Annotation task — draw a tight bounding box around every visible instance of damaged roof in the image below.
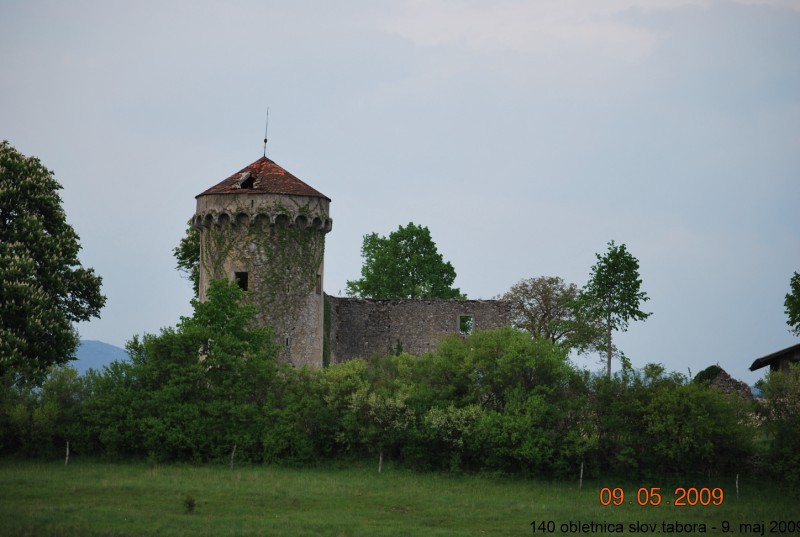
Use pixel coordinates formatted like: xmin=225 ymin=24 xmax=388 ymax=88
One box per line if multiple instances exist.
xmin=749 ymin=342 xmax=800 ymax=372
xmin=196 ymin=156 xmax=330 ymax=201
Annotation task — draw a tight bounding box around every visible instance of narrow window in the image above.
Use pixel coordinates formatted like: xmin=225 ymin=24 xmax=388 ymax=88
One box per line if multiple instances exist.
xmin=458 ymin=314 xmax=474 ymax=336
xmin=284 ymin=336 xmax=290 ymax=348
xmin=234 ymin=271 xmax=249 ymax=291
xmin=315 ymin=274 xmax=322 ymax=295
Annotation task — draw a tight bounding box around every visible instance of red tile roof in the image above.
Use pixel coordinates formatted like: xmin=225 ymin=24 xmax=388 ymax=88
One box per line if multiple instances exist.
xmin=196 ymin=156 xmax=330 ymax=201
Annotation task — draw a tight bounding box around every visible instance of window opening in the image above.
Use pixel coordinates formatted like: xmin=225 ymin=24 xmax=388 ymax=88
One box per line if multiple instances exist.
xmin=458 ymin=314 xmax=474 ymax=336
xmin=315 ymin=274 xmax=322 ymax=295
xmin=234 ymin=271 xmax=249 ymax=291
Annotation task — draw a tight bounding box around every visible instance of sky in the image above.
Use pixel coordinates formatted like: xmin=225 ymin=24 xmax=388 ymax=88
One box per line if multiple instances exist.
xmin=2 ymin=0 xmax=798 ymax=384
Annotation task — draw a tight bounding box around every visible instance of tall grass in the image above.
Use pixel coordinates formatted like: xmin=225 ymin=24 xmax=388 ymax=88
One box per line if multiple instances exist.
xmin=0 ymin=459 xmax=794 ymax=536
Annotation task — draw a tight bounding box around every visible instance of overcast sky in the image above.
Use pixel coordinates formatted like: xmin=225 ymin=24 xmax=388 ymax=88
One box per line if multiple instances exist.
xmin=2 ymin=0 xmax=798 ymax=384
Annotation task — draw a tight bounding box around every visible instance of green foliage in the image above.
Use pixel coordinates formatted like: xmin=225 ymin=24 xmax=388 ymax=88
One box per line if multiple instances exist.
xmin=785 ymin=271 xmax=800 ymax=336
xmin=579 ymin=240 xmax=651 ymax=376
xmin=352 ymin=391 xmax=415 ymax=464
xmin=173 ymin=222 xmax=200 ymax=297
xmin=81 ymin=279 xmax=279 ymax=462
xmin=0 ymin=316 xmax=767 ymax=483
xmin=346 ymin=222 xmax=463 ymax=299
xmin=81 ymin=356 xmax=143 ymax=457
xmin=693 ymin=364 xmax=723 ymax=385
xmin=590 ymin=364 xmax=751 ymax=479
xmin=3 ymin=365 xmax=87 ymax=457
xmin=756 ymin=364 xmax=800 ymax=485
xmin=643 ymin=382 xmax=751 ymax=476
xmin=0 ymin=141 xmax=106 ymax=385
xmin=262 ymin=367 xmax=336 ymax=463
xmin=423 ymin=404 xmax=483 ymax=471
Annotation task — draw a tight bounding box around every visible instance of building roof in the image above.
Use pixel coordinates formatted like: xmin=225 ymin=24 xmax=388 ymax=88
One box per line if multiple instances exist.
xmin=196 ymin=156 xmax=330 ymax=201
xmin=749 ymin=342 xmax=800 ymax=371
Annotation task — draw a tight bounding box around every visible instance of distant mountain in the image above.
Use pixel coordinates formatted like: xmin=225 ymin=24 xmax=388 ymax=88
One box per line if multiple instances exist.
xmin=72 ymin=340 xmax=129 ymax=375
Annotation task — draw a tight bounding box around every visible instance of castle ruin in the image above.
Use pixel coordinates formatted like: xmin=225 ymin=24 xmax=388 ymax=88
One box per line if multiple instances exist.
xmin=194 ymin=156 xmax=510 ymax=367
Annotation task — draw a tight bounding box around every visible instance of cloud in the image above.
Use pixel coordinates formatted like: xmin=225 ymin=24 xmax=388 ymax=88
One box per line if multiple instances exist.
xmin=381 ymin=0 xmax=711 ymax=61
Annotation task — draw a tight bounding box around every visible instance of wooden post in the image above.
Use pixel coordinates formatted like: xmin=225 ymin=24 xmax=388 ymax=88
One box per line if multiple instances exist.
xmin=579 ymin=462 xmax=584 ymax=490
xmin=378 ymin=451 xmax=383 ymax=474
xmin=736 ymin=473 xmax=739 ymax=499
xmin=65 ymin=441 xmax=69 ymax=465
xmin=230 ymin=443 xmax=237 ymax=470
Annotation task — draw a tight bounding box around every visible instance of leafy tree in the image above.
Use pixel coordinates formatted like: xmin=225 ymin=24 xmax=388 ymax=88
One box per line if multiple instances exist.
xmin=590 ymin=364 xmax=750 ymax=479
xmin=502 ymin=276 xmax=602 ymax=350
xmin=351 ymin=391 xmax=415 ymax=471
xmin=429 ymin=328 xmax=588 ymax=476
xmin=423 ymin=404 xmax=483 ymax=472
xmin=693 ymin=364 xmax=723 ymax=385
xmin=174 ymin=221 xmax=200 ymax=298
xmin=756 ymin=363 xmax=800 ymax=485
xmin=579 ymin=240 xmax=651 ymax=376
xmin=785 ymin=271 xmax=800 ymax=336
xmin=82 ymin=279 xmax=279 ymax=462
xmin=346 ymin=222 xmax=463 ymax=299
xmin=143 ymin=279 xmax=279 ymax=461
xmin=0 ymin=141 xmax=105 ymax=385
xmin=81 ymin=356 xmax=143 ymax=457
xmin=262 ymin=366 xmax=336 ymax=463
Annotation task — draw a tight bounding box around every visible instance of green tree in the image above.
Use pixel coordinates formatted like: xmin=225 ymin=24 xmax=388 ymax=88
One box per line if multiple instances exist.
xmin=346 ymin=222 xmax=463 ymax=299
xmin=590 ymin=363 xmax=750 ymax=479
xmin=429 ymin=328 xmax=588 ymax=476
xmin=756 ymin=363 xmax=800 ymax=484
xmin=262 ymin=366 xmax=335 ymax=463
xmin=579 ymin=240 xmax=651 ymax=376
xmin=0 ymin=141 xmax=105 ymax=385
xmin=501 ymin=276 xmax=602 ymax=350
xmin=174 ymin=222 xmax=200 ymax=298
xmin=785 ymin=271 xmax=800 ymax=336
xmin=82 ymin=279 xmax=279 ymax=462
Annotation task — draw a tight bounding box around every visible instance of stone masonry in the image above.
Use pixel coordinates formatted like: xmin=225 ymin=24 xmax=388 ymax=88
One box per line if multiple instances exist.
xmin=195 ymin=155 xmax=512 ymax=367
xmin=327 ymin=296 xmax=512 ymax=363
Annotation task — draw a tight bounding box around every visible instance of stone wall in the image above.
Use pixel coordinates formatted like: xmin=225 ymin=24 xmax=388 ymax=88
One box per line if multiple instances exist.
xmin=327 ymin=296 xmax=512 ymax=363
xmin=195 ymin=192 xmax=329 ymax=368
xmin=711 ymin=369 xmax=754 ymax=401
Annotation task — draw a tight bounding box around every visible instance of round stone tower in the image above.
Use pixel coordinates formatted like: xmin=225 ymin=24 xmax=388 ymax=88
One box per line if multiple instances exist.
xmin=193 ymin=156 xmax=332 ymax=367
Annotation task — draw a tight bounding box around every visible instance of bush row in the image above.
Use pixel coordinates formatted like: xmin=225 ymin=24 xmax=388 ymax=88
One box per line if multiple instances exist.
xmin=1 ymin=280 xmax=796 ymax=483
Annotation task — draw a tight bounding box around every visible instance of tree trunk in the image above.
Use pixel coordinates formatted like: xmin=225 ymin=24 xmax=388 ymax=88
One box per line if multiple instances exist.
xmin=378 ymin=450 xmax=383 ymax=473
xmin=606 ymin=317 xmax=613 ymax=377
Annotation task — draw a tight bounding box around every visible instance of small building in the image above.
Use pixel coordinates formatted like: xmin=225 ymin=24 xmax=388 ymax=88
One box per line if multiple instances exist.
xmin=749 ymin=342 xmax=800 ymax=373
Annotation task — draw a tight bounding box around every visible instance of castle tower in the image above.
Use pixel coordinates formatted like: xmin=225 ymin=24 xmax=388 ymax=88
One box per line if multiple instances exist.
xmin=193 ymin=156 xmax=332 ymax=367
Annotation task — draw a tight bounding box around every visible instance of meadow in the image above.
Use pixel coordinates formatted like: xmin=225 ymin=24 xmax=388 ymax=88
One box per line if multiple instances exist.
xmin=0 ymin=459 xmax=795 ymax=537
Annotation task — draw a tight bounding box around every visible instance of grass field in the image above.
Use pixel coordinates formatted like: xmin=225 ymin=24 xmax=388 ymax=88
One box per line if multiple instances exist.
xmin=0 ymin=459 xmax=795 ymax=536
